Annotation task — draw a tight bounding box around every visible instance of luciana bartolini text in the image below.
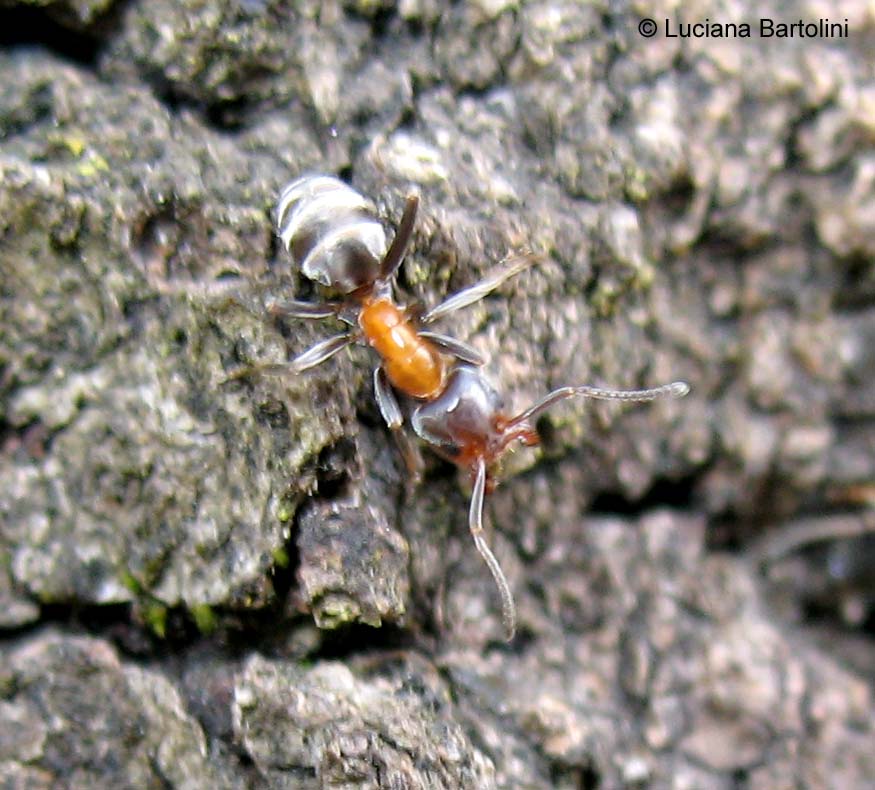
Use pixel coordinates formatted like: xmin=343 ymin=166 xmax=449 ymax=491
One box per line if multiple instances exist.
xmin=663 ymin=18 xmax=848 ymax=38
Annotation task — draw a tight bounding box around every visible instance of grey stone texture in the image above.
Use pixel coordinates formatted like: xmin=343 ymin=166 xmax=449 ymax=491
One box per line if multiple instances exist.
xmin=2 ymin=0 xmax=874 ymax=787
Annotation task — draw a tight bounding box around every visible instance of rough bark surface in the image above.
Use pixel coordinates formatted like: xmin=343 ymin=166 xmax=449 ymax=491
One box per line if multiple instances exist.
xmin=2 ymin=0 xmax=874 ymax=788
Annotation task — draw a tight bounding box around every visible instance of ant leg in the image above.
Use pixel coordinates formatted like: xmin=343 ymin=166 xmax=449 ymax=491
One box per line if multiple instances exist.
xmin=148 ymin=277 xmax=245 ymax=301
xmin=220 ymin=362 xmax=291 ymax=384
xmin=291 ymin=333 xmax=355 ymax=372
xmin=374 ymin=365 xmax=404 ymax=430
xmin=378 ymin=195 xmax=420 ymax=283
xmin=421 ymin=251 xmax=536 ymax=324
xmin=417 ymin=331 xmax=486 ymax=366
xmin=268 ymin=299 xmax=343 ymax=320
xmin=374 ymin=367 xmax=424 ymax=485
xmin=222 ymin=333 xmax=354 ymax=382
xmin=469 ymin=457 xmax=516 ymax=641
xmin=269 ymin=300 xmax=360 ymax=371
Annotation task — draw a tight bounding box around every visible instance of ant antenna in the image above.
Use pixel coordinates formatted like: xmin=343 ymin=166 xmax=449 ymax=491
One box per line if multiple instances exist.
xmin=508 ymin=380 xmax=690 ymax=428
xmin=463 ymin=380 xmax=689 ymax=641
xmin=469 ymin=457 xmax=516 ymax=641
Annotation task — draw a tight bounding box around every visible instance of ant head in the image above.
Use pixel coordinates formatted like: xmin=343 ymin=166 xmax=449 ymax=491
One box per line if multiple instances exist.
xmin=410 ymin=366 xmax=536 ymax=478
xmin=412 ymin=365 xmax=690 ymax=484
xmin=411 ymin=366 xmax=689 ymax=644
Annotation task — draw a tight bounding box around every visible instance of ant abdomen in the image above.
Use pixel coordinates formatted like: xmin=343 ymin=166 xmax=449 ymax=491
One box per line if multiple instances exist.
xmin=276 ymin=175 xmax=387 ymax=293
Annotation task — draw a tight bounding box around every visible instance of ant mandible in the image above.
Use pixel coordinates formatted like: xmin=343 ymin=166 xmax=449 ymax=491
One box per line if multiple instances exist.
xmin=271 ymin=175 xmax=689 ymax=640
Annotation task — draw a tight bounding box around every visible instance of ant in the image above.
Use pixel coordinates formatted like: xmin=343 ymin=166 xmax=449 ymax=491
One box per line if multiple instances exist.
xmin=270 ymin=174 xmax=690 ymax=640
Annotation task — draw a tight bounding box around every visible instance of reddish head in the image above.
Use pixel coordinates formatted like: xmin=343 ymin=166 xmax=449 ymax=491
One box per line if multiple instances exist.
xmin=411 ymin=366 xmax=539 ymax=486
